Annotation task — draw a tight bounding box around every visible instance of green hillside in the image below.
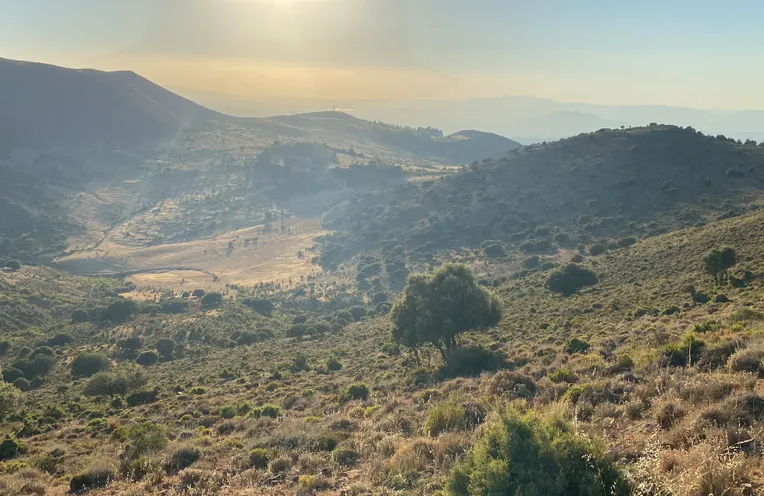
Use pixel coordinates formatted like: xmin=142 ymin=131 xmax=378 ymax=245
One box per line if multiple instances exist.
xmin=319 ymin=125 xmax=764 ymax=269
xmin=1 ymin=205 xmax=764 ymax=494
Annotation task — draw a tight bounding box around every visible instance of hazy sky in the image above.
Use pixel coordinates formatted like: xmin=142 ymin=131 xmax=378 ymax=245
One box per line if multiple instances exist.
xmin=3 ymin=0 xmax=764 ymax=109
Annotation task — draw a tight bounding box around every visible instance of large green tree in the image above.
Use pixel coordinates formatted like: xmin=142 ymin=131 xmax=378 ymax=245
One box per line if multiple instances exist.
xmin=390 ymin=263 xmax=502 ymax=360
xmin=704 ymin=247 xmax=737 ymax=285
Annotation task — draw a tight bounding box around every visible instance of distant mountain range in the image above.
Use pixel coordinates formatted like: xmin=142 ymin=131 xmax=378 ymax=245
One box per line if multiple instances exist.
xmin=346 ymin=96 xmax=764 ymax=144
xmin=177 ymin=87 xmax=764 ymax=145
xmin=0 ymin=57 xmax=519 ymax=163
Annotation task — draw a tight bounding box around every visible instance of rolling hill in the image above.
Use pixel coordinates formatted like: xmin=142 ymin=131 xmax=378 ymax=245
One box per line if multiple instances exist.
xmin=0 ymin=58 xmax=519 ymax=264
xmin=0 ymin=58 xmax=519 ymax=164
xmin=266 ymin=111 xmax=520 ymax=163
xmin=318 ymin=124 xmax=764 ymax=268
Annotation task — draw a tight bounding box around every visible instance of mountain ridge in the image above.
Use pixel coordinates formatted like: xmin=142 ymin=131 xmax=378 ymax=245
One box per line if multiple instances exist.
xmin=0 ymin=57 xmax=519 ymax=159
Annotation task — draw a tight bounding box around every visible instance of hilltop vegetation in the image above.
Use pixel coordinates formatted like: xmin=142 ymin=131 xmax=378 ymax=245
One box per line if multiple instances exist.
xmin=319 ymin=125 xmax=764 ymax=269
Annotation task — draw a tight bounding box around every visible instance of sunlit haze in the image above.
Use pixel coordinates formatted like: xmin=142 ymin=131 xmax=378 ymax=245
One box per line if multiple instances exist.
xmin=4 ymin=0 xmax=764 ymax=111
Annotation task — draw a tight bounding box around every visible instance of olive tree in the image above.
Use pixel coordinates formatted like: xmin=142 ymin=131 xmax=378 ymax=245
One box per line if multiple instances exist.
xmin=704 ymin=247 xmax=737 ymax=285
xmin=390 ymin=263 xmax=502 ymax=360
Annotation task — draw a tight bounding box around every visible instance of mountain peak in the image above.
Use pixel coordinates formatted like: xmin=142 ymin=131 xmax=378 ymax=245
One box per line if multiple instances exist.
xmin=0 ymin=57 xmax=221 ymax=149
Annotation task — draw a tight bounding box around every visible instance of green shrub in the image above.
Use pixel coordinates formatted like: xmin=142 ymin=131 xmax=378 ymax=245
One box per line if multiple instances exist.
xmin=86 ymin=417 xmax=108 ymax=434
xmin=122 ymin=455 xmax=158 ymax=480
xmin=242 ymin=298 xmax=275 ymax=316
xmin=31 ymin=346 xmax=54 ymax=358
xmin=732 ymin=308 xmax=764 ymax=323
xmin=523 ymin=256 xmax=541 ymax=268
xmin=587 ymin=243 xmax=608 ymax=256
xmin=126 ymin=387 xmax=160 ymax=406
xmin=219 ymin=405 xmax=237 ymax=419
xmin=342 ymin=383 xmax=370 ymax=401
xmin=424 ymin=401 xmax=485 ymax=437
xmin=372 ymin=292 xmax=388 ymax=304
xmin=155 ymin=338 xmax=175 ymax=360
xmin=564 ymin=337 xmax=590 ymax=354
xmin=547 ymin=264 xmax=598 ymax=296
xmin=439 ymin=346 xmax=507 ymax=379
xmin=287 ymin=324 xmax=307 ymax=339
xmin=483 ymin=243 xmax=506 ymax=258
xmin=349 ymin=306 xmax=367 ymax=321
xmin=728 ymin=348 xmax=764 ymax=375
xmin=332 ymin=447 xmax=360 ymax=467
xmin=656 ymin=401 xmax=686 ymax=429
xmin=200 ymin=292 xmax=223 ymax=309
xmin=69 ymin=467 xmax=115 ymax=492
xmin=37 ymin=448 xmax=65 ymax=474
xmin=326 ymin=357 xmax=343 ymax=371
xmin=14 ymin=354 xmax=54 ymax=378
xmin=249 ymin=448 xmax=272 ymax=469
xmin=71 ymin=352 xmax=110 ymax=377
xmin=122 ymin=422 xmax=167 ymax=458
xmin=270 ymin=457 xmax=291 ymax=473
xmin=103 ymin=298 xmax=138 ymax=323
xmin=83 ymin=374 xmax=113 ymax=397
xmin=162 ymin=299 xmax=189 ymax=314
xmin=693 ymin=321 xmax=720 ymax=333
xmin=291 ymin=354 xmax=310 ymax=372
xmin=12 ymin=377 xmax=31 ymax=392
xmin=2 ymin=368 xmax=23 ymax=383
xmin=662 ymin=334 xmax=705 ymax=367
xmin=0 ymin=434 xmax=24 ymax=461
xmin=446 ymin=408 xmax=628 ymax=496
xmin=617 ymin=236 xmax=636 ymax=248
xmin=293 ymin=314 xmax=308 ymax=324
xmin=0 ymin=382 xmax=21 ymax=419
xmin=136 ymin=351 xmax=159 ymax=366
xmin=381 ymin=343 xmax=400 ymax=356
xmin=548 ymin=368 xmax=577 ymax=384
xmin=662 ymin=306 xmax=681 ymax=316
xmin=140 ymin=303 xmax=162 ymax=315
xmin=253 ymin=404 xmax=281 ymax=419
xmin=118 ymin=337 xmax=144 ymax=351
xmin=486 ymin=371 xmax=537 ymax=399
xmin=84 ymin=367 xmax=147 ymax=397
xmin=166 ymin=446 xmax=201 ymax=472
xmin=698 ymin=342 xmax=739 ymax=371
xmin=335 ymin=310 xmax=353 ymax=322
xmin=5 ymin=260 xmax=21 ymax=271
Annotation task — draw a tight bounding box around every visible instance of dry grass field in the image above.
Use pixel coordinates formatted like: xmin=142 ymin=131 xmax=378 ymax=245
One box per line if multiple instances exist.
xmin=55 ymin=218 xmax=327 ymax=292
